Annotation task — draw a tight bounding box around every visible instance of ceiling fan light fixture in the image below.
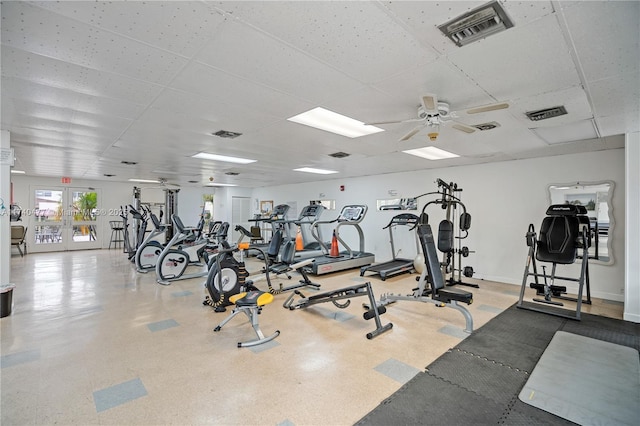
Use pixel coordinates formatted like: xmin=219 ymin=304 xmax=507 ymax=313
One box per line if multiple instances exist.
xmin=287 ymin=107 xmax=384 ymax=138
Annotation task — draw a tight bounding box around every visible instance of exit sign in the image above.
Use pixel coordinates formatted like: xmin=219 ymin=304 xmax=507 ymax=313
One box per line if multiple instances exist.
xmin=61 ymin=177 xmax=71 ymax=184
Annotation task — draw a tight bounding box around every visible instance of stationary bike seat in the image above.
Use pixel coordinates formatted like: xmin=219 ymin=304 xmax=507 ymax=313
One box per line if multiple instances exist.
xmin=230 ymin=291 xmax=274 ymax=307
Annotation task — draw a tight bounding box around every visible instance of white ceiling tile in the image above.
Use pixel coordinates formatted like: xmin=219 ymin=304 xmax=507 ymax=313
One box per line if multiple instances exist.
xmin=215 ymin=1 xmax=435 ymax=83
xmin=446 ymin=13 xmax=581 ymax=101
xmin=172 ymin=62 xmax=313 ymax=119
xmin=31 ymin=1 xmax=226 ymax=57
xmin=1 ymin=48 xmax=164 ymax=104
xmin=562 ymin=0 xmax=640 ymax=82
xmin=196 ymin=19 xmax=365 ymax=104
xmin=2 ymin=2 xmax=189 ymax=84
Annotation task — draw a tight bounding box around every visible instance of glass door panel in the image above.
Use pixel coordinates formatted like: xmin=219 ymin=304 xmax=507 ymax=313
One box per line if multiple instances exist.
xmin=30 ymin=187 xmax=102 ymax=252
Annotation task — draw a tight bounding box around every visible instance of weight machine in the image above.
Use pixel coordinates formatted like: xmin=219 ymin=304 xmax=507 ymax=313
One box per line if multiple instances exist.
xmin=413 ymin=179 xmax=477 ymax=288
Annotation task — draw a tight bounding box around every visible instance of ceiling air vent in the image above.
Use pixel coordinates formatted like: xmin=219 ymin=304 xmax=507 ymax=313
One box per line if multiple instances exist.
xmin=526 ymin=106 xmax=568 ymax=121
xmin=438 ymin=1 xmax=514 ymax=47
xmin=473 ymin=121 xmax=501 ymax=131
xmin=212 ymin=130 xmax=242 ymax=139
xmin=328 ymin=152 xmax=350 ymax=158
xmin=225 ymin=172 xmax=239 ymax=176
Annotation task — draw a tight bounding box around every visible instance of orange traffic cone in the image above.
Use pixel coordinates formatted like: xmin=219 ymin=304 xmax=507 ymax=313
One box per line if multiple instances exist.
xmin=295 ymin=227 xmax=304 ymax=251
xmin=329 ymin=229 xmax=340 ymax=257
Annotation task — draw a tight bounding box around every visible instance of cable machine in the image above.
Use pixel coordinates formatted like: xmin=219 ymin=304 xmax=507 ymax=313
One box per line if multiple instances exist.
xmin=413 ymin=179 xmax=477 ymax=288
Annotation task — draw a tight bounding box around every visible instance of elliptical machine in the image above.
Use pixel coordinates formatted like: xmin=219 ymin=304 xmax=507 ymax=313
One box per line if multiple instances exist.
xmin=155 ymin=214 xmax=209 ymax=285
xmin=134 ymin=206 xmax=168 ymax=273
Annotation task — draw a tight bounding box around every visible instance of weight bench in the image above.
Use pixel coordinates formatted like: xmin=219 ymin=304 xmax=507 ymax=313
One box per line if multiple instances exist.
xmin=517 ymin=204 xmax=591 ymax=320
xmin=213 ymin=290 xmax=280 ymax=348
xmin=283 ymin=281 xmax=393 ymax=339
xmin=374 ymin=222 xmax=474 ymax=333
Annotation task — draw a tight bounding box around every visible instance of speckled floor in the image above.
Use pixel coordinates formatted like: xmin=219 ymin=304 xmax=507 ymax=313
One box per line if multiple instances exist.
xmin=1 ymin=249 xmax=623 ymax=425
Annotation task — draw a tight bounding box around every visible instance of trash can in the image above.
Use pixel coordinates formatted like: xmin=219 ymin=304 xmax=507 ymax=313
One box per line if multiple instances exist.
xmin=1 ymin=284 xmax=16 ymax=318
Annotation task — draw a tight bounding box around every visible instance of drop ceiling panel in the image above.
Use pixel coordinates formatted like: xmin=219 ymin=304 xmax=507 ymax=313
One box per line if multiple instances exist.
xmin=172 ymin=62 xmax=313 ymax=119
xmin=588 ymin=72 xmax=640 ymax=125
xmin=33 ymin=0 xmax=226 ymax=57
xmin=196 ymin=19 xmax=365 ymax=104
xmin=562 ymin=0 xmax=640 ymax=81
xmin=218 ymin=1 xmax=435 ymax=83
xmin=509 ymin=86 xmax=593 ymax=127
xmin=446 ymin=13 xmax=581 ymax=101
xmin=1 ymin=48 xmax=164 ymax=104
xmin=1 ymin=2 xmax=189 ymax=85
xmin=149 ymin=89 xmax=282 ymax=135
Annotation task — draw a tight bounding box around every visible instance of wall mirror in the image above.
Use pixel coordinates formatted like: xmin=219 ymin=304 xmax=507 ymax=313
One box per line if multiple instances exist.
xmin=548 ymin=181 xmax=614 ymax=264
xmin=376 ymin=197 xmax=418 ymax=211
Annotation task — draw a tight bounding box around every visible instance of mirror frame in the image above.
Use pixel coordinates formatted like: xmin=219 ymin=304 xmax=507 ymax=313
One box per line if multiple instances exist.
xmin=547 ymin=180 xmax=615 ymax=265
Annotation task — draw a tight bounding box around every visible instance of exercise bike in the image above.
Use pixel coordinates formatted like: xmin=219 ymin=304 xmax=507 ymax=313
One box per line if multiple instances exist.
xmin=155 ymin=214 xmax=210 ymax=285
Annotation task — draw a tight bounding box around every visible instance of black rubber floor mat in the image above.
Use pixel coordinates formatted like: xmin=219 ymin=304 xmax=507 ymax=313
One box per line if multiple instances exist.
xmin=499 ymin=397 xmax=577 ymax=425
xmin=355 ymin=372 xmax=504 ymax=426
xmin=357 ymin=304 xmax=639 ymax=426
xmin=426 ymin=348 xmax=530 ymax=406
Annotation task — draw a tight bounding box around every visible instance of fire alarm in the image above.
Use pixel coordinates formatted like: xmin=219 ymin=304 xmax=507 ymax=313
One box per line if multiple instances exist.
xmin=340 ymin=185 xmax=345 ymax=191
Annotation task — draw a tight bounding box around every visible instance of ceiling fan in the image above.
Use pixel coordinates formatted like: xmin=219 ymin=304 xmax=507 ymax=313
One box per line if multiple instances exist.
xmin=369 ymin=94 xmax=509 ymax=142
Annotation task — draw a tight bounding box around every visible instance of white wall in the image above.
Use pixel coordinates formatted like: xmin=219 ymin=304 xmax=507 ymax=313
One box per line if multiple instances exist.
xmin=624 ymin=133 xmax=640 ymax=322
xmin=9 ymin=148 xmax=628 ymax=304
xmin=253 ymin=148 xmax=626 ymax=302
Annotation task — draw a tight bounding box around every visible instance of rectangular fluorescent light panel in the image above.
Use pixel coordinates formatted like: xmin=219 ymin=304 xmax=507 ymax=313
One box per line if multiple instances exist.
xmin=128 ymin=178 xmax=160 ymax=183
xmin=287 ymin=107 xmax=384 ymax=138
xmin=11 ymin=170 xmax=26 ymax=174
xmin=192 ymin=152 xmax=256 ymax=164
xmin=206 ymin=183 xmax=237 ymax=187
xmin=294 ymin=167 xmax=338 ymax=175
xmin=402 ymin=146 xmax=460 ymax=160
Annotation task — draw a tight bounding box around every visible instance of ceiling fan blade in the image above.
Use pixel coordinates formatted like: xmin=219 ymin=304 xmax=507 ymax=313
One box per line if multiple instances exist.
xmin=366 ymin=117 xmax=424 ymax=126
xmin=466 ymin=102 xmax=509 ymax=114
xmin=399 ymin=125 xmax=423 ymax=141
xmin=451 ymin=121 xmax=476 ymax=134
xmin=421 ymin=94 xmax=439 ymax=115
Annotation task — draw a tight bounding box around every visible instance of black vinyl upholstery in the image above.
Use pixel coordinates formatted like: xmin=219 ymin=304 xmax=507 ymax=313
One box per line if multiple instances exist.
xmin=536 ymin=211 xmax=579 ymax=264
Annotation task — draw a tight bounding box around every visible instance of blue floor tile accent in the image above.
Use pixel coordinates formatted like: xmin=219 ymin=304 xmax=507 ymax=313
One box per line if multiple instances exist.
xmin=147 ymin=318 xmax=179 ymax=332
xmin=277 ymin=419 xmax=295 ymax=426
xmin=313 ymin=306 xmax=355 ymax=322
xmin=93 ymin=377 xmax=148 ymax=413
xmin=439 ymin=324 xmax=469 ymax=339
xmin=171 ymin=290 xmax=193 ymax=297
xmin=1 ymin=349 xmax=41 ymax=368
xmin=478 ymin=304 xmax=503 ymax=314
xmin=374 ymin=358 xmax=421 ymax=384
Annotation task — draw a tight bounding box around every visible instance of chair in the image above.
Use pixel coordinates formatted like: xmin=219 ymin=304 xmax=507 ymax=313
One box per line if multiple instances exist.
xmin=249 ymin=226 xmax=264 ymax=243
xmin=109 ymin=220 xmax=124 ymax=249
xmin=11 ymin=226 xmax=27 ymax=257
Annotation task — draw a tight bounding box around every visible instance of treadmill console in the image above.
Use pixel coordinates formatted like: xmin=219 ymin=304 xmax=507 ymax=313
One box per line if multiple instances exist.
xmin=300 ymin=204 xmax=324 ymax=217
xmin=338 ymin=205 xmax=366 ymax=222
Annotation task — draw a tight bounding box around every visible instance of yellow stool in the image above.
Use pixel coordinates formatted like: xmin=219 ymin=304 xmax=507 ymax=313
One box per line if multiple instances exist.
xmin=213 ymin=291 xmax=280 ymax=348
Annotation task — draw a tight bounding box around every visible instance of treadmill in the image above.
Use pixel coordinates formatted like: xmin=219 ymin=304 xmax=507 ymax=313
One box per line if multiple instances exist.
xmin=292 ymin=204 xmax=329 ymax=261
xmin=360 ymin=213 xmax=420 ymax=281
xmin=307 ymin=204 xmax=375 ymax=275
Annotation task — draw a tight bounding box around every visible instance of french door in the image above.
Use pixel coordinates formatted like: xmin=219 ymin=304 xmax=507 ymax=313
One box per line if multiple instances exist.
xmin=29 ymin=186 xmax=102 ymax=252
